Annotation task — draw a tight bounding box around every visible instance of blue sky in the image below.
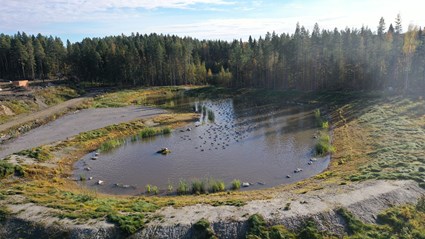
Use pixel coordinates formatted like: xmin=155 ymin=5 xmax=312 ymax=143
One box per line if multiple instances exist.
xmin=0 ymin=0 xmax=422 ymax=42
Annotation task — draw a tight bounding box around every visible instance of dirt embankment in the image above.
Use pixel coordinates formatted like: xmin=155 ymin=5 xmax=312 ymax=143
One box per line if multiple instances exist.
xmin=0 ymin=180 xmax=423 ymax=239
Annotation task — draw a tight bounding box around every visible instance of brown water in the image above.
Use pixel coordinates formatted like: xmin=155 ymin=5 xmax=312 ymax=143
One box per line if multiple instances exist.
xmin=74 ymin=98 xmax=330 ymax=195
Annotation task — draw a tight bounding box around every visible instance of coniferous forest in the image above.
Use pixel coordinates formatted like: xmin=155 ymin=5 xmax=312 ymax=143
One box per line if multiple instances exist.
xmin=0 ymin=17 xmax=424 ymax=92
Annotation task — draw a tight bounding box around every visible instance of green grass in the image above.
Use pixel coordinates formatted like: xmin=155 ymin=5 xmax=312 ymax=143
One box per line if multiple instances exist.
xmin=191 ymin=179 xmax=206 ymax=195
xmin=99 ymin=138 xmax=126 ymax=152
xmin=245 ymin=199 xmax=425 ymax=239
xmin=231 ymin=179 xmax=241 ymax=190
xmin=347 ymin=98 xmax=425 ymax=182
xmin=0 ymin=161 xmax=17 ymax=178
xmin=107 ymin=213 xmax=145 ymax=234
xmin=35 ymin=86 xmax=79 ymax=106
xmin=98 ymin=127 xmax=172 ymax=152
xmin=15 ymin=146 xmax=54 ymax=162
xmin=208 ymin=179 xmax=225 ymax=193
xmin=315 ymin=133 xmax=335 ymax=156
xmin=177 ymin=180 xmax=190 ymax=195
xmin=192 ymin=218 xmax=217 ymax=239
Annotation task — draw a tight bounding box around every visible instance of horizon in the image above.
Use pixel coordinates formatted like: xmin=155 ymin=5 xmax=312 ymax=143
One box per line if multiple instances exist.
xmin=1 ymin=0 xmax=423 ymax=43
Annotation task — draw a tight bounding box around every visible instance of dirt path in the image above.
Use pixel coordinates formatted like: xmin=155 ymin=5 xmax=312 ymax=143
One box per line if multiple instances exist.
xmin=0 ymin=95 xmax=91 ymax=133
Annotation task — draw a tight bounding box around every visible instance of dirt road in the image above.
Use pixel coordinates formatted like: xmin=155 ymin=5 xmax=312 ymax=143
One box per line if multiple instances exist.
xmin=0 ymin=95 xmax=91 ymax=133
xmin=0 ymin=100 xmax=165 ymax=159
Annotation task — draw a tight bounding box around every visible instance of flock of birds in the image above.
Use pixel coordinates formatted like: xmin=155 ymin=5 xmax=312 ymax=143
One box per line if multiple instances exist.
xmin=76 ymin=100 xmax=321 ymax=189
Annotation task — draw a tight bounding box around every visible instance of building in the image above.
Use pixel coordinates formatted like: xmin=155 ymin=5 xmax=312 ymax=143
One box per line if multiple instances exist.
xmin=12 ymin=80 xmax=29 ymax=87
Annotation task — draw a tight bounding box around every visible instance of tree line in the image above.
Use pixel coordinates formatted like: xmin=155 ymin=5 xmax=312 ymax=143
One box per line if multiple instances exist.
xmin=0 ymin=16 xmax=424 ymax=92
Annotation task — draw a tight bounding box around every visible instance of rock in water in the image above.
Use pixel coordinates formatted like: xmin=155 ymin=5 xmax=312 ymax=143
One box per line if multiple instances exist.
xmin=242 ymin=182 xmax=250 ymax=187
xmin=157 ymin=147 xmax=171 ymax=155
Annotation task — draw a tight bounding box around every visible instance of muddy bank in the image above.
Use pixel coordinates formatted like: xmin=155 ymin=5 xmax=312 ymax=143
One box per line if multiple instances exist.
xmin=0 ymin=106 xmax=166 ymax=159
xmin=0 ymin=180 xmax=423 ymax=239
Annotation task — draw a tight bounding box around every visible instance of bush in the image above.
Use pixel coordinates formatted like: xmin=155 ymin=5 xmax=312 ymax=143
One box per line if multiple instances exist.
xmin=231 ymin=179 xmax=241 ymax=190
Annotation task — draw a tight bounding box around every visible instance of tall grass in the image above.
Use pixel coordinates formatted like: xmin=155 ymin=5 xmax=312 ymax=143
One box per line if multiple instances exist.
xmin=231 ymin=179 xmax=241 ymax=190
xmin=177 ymin=180 xmax=190 ymax=195
xmin=99 ymin=138 xmax=126 ymax=152
xmin=191 ymin=179 xmax=206 ymax=195
xmin=208 ymin=178 xmax=225 ymax=193
xmin=315 ymin=133 xmax=335 ymax=156
xmin=99 ymin=127 xmax=171 ymax=152
xmin=207 ymin=110 xmax=215 ymax=122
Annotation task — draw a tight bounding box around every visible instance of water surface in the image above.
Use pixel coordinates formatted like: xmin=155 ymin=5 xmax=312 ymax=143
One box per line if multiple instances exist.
xmin=74 ymin=97 xmax=329 ymax=195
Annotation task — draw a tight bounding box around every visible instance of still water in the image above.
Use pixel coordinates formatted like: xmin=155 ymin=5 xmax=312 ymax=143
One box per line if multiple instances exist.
xmin=74 ymin=97 xmax=330 ymax=195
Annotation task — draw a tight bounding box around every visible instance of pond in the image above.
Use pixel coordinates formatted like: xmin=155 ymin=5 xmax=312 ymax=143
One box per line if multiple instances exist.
xmin=73 ymin=97 xmax=330 ymax=195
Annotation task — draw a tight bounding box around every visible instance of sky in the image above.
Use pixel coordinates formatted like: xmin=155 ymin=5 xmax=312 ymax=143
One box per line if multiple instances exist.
xmin=0 ymin=0 xmax=423 ymax=42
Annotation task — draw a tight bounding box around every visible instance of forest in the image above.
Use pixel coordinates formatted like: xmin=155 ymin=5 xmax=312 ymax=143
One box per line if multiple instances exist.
xmin=0 ymin=16 xmax=424 ymax=92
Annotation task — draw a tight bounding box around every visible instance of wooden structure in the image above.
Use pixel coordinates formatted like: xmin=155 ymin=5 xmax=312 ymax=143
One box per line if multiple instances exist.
xmin=12 ymin=80 xmax=29 ymax=87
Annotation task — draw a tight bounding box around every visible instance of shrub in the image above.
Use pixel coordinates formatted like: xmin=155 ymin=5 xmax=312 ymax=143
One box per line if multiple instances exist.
xmin=231 ymin=179 xmax=241 ymax=190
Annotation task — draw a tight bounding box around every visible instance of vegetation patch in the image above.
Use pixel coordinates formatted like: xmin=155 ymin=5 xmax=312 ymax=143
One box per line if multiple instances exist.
xmin=0 ymin=161 xmax=24 ymax=178
xmin=16 ymin=146 xmax=53 ymax=162
xmin=245 ymin=198 xmax=425 ymax=239
xmin=192 ymin=218 xmax=217 ymax=239
xmin=35 ymin=86 xmax=79 ymax=106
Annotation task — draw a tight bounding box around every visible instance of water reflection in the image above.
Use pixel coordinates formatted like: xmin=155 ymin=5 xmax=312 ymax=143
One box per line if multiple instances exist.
xmin=74 ymin=97 xmax=329 ymax=195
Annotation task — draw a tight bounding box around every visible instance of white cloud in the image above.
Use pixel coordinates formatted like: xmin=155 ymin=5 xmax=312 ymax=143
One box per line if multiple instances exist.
xmin=1 ymin=0 xmax=423 ymax=41
xmin=0 ymin=0 xmax=235 ymax=31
